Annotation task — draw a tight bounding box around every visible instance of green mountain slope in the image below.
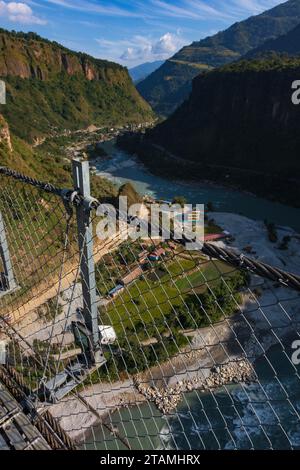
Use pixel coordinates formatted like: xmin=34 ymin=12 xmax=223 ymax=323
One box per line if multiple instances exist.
xmin=126 ymin=55 xmax=300 ymax=206
xmin=246 ymin=22 xmax=300 ymax=57
xmin=137 ymin=0 xmax=300 ymax=116
xmin=0 ymin=113 xmax=117 ymax=202
xmin=0 ymin=29 xmax=153 ymax=143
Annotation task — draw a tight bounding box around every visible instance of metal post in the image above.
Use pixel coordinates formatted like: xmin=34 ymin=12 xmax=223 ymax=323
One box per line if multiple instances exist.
xmin=0 ymin=211 xmax=16 ymax=292
xmin=72 ymin=159 xmax=100 ymax=359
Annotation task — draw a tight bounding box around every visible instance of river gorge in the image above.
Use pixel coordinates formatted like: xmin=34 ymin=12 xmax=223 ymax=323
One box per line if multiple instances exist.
xmin=79 ymin=141 xmax=300 ymax=451
xmin=94 ymin=141 xmax=300 ymax=232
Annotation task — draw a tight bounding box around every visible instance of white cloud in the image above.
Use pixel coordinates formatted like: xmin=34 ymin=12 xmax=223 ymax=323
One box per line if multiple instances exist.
xmin=113 ymin=0 xmax=283 ymax=65
xmin=217 ymin=0 xmax=282 ymax=18
xmin=120 ymin=47 xmax=134 ymax=61
xmin=43 ymin=0 xmax=142 ymax=18
xmin=231 ymin=0 xmax=278 ymax=14
xmin=149 ymin=0 xmax=203 ymax=20
xmin=0 ymin=1 xmax=46 ymax=24
xmin=118 ymin=32 xmax=185 ymax=63
xmin=145 ymin=0 xmax=282 ymax=22
xmin=152 ymin=32 xmax=179 ymax=55
xmin=185 ymin=0 xmax=234 ymax=19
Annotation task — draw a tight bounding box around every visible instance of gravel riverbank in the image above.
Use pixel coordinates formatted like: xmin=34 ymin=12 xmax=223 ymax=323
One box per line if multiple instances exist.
xmin=134 ymin=359 xmax=257 ymax=415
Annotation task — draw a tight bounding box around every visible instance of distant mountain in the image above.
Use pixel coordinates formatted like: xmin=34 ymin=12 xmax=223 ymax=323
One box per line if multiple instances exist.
xmin=137 ymin=0 xmax=300 ymax=116
xmin=0 ymin=29 xmax=153 ymax=143
xmin=123 ymin=54 xmax=300 ymax=206
xmin=246 ymin=22 xmax=300 ymax=58
xmin=129 ymin=61 xmax=164 ymax=83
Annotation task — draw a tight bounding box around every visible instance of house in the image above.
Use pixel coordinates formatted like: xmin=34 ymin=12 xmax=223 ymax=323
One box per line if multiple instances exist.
xmin=138 ymin=250 xmax=148 ymax=262
xmin=108 ymin=284 xmax=124 ymax=298
xmin=120 ymin=266 xmax=143 ymax=286
xmin=148 ymin=247 xmax=166 ymax=261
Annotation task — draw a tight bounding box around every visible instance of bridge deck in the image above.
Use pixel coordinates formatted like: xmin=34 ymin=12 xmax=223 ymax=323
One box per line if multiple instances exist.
xmin=0 ymin=381 xmax=51 ymax=450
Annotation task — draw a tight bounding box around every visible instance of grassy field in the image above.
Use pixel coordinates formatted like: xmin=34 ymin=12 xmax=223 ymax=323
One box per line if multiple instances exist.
xmin=91 ymin=252 xmax=248 ymax=381
xmin=102 ymin=256 xmax=237 ymax=336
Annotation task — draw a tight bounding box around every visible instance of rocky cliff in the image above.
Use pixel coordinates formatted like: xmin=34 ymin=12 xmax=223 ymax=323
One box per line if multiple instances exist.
xmin=0 ymin=29 xmax=153 ymax=142
xmin=0 ymin=114 xmax=12 ymax=152
xmin=0 ymin=30 xmax=123 ymax=81
xmin=128 ymin=55 xmax=300 ymax=206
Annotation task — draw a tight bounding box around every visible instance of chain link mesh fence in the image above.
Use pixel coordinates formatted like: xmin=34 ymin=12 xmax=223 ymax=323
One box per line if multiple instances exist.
xmin=0 ymin=163 xmax=300 ymax=451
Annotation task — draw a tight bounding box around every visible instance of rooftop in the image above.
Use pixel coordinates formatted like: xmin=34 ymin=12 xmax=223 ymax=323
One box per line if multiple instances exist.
xmin=121 ymin=266 xmax=144 ymax=285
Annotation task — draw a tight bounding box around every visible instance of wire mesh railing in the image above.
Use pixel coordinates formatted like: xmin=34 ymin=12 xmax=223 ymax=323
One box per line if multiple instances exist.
xmin=0 ymin=160 xmax=300 ymax=450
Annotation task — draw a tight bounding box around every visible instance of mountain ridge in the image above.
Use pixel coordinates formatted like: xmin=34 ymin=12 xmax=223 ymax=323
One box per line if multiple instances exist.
xmin=129 ymin=61 xmax=164 ymax=83
xmin=120 ymin=54 xmax=300 ymax=206
xmin=0 ymin=28 xmax=154 ymax=143
xmin=246 ymin=22 xmax=300 ymax=57
xmin=137 ymin=0 xmax=300 ymax=116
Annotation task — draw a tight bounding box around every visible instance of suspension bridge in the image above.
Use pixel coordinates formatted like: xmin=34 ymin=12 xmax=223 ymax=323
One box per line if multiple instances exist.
xmin=0 ymin=160 xmax=300 ymax=450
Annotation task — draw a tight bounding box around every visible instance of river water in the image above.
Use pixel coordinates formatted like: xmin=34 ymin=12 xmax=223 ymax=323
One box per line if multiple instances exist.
xmin=94 ymin=144 xmax=300 ymax=231
xmin=83 ymin=144 xmax=300 ymax=450
xmin=83 ymin=344 xmax=300 ymax=450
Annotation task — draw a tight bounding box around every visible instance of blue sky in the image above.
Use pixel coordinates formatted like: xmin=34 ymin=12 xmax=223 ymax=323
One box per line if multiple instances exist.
xmin=0 ymin=1 xmax=285 ymax=67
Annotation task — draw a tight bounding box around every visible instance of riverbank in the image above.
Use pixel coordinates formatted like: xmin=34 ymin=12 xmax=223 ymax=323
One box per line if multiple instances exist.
xmin=93 ymin=142 xmax=300 ymax=232
xmin=50 ymin=378 xmax=146 ymax=442
xmin=117 ymin=133 xmax=300 ymax=208
xmin=49 ymin=212 xmax=300 ymax=443
xmin=134 ymin=359 xmax=257 ymax=415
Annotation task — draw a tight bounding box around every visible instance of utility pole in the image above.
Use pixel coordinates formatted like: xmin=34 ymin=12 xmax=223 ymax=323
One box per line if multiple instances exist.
xmin=72 ymin=158 xmax=101 ymax=364
xmin=0 ymin=211 xmax=16 ymax=294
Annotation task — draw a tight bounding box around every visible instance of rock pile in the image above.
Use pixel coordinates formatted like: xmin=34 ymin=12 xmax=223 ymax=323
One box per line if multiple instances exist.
xmin=134 ymin=359 xmax=257 ymax=415
xmin=202 ymin=360 xmax=257 ymax=390
xmin=134 ymin=379 xmax=183 ymax=414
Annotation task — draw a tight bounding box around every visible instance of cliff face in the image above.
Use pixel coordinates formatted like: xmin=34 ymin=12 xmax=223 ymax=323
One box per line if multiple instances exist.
xmin=0 ymin=30 xmax=153 ymax=142
xmin=0 ymin=114 xmax=12 ymax=152
xmin=137 ymin=0 xmax=300 ymax=116
xmin=0 ymin=30 xmax=126 ymax=82
xmin=148 ymin=55 xmax=300 ymax=180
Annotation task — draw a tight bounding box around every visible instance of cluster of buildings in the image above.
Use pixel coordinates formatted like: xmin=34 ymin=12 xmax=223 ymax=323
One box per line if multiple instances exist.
xmin=107 ymin=244 xmax=173 ymax=299
xmin=106 ymin=230 xmax=230 ymax=300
